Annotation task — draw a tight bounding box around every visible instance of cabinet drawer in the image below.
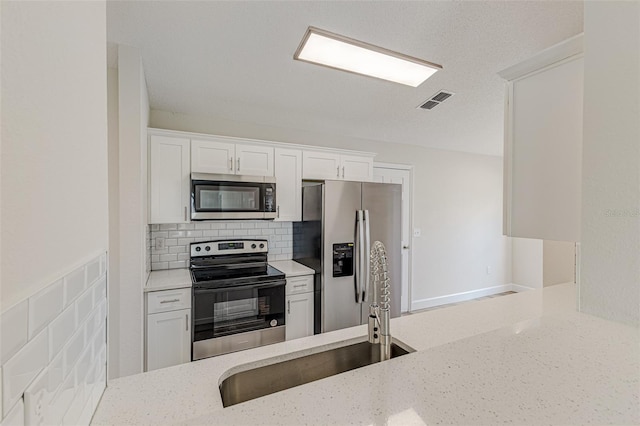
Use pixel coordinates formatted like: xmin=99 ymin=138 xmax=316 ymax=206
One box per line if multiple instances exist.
xmin=147 ymin=288 xmax=191 ymax=314
xmin=286 ymin=275 xmax=314 ymax=295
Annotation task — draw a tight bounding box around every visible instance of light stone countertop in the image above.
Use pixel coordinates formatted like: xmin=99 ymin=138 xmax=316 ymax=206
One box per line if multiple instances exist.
xmin=93 ymin=283 xmax=639 ymax=425
xmin=144 ymin=268 xmax=192 ymax=293
xmin=268 ymin=260 xmax=315 ymax=277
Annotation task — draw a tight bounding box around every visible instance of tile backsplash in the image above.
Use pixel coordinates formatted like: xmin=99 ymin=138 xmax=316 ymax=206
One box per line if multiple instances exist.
xmin=0 ymin=253 xmax=107 ymax=426
xmin=149 ymin=221 xmax=293 ymax=270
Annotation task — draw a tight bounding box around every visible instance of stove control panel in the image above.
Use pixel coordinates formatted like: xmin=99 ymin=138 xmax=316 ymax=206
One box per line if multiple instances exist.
xmin=190 ymin=239 xmax=268 ymax=257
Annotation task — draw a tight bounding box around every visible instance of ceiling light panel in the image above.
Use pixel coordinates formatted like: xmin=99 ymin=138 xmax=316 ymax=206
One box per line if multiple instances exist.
xmin=294 ymin=27 xmax=442 ymax=87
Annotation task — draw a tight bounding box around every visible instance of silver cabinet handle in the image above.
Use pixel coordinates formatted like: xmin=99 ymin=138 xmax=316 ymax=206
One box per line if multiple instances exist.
xmin=277 ymin=205 xmax=280 ymax=218
xmin=229 ymin=157 xmax=232 ymax=171
xmin=287 ymin=300 xmax=291 ymax=314
xmin=186 ymin=314 xmax=189 ymax=331
xmin=342 ymin=166 xmax=345 ymax=178
xmin=337 ymin=166 xmax=340 ymax=177
xmin=293 ymin=284 xmax=307 ymax=288
xmin=184 ymin=206 xmax=187 ymax=221
xmin=237 ymin=157 xmax=240 ymax=172
xmin=160 ymin=299 xmax=180 ymax=304
xmin=403 ymin=245 xmax=410 ymax=249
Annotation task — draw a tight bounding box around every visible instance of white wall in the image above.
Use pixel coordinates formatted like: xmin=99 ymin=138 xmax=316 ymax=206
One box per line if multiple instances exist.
xmin=511 ymin=238 xmax=543 ymax=289
xmin=108 ymin=45 xmax=150 ymax=378
xmin=1 ymin=1 xmax=108 ymax=422
xmin=150 ymin=110 xmax=511 ymax=308
xmin=543 ymin=240 xmax=575 ymax=286
xmin=0 ymin=1 xmax=108 ymax=310
xmin=580 ymin=1 xmax=640 ymax=326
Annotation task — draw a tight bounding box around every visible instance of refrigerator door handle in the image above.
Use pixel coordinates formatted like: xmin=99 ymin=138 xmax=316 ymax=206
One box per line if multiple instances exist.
xmin=363 ymin=209 xmax=371 ymax=303
xmin=355 ymin=210 xmax=365 ymax=303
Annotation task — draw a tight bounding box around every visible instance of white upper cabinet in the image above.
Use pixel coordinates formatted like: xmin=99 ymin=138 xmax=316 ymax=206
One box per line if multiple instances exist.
xmin=236 ymin=144 xmax=274 ymax=177
xmin=302 ymin=151 xmax=342 ymax=180
xmin=149 ymin=135 xmax=190 ymax=224
xmin=340 ymin=154 xmax=374 ymax=182
xmin=274 ymin=148 xmax=302 ymax=221
xmin=191 ymin=138 xmax=274 ymax=177
xmin=303 ymin=150 xmax=373 ymax=182
xmin=191 ymin=139 xmax=234 ymax=174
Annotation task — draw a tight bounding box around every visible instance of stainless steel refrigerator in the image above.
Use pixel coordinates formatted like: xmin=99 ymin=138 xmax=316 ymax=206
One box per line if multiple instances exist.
xmin=293 ymin=180 xmax=402 ymax=333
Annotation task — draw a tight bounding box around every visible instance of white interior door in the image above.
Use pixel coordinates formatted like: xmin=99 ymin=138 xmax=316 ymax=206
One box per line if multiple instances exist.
xmin=373 ymin=166 xmax=412 ymax=313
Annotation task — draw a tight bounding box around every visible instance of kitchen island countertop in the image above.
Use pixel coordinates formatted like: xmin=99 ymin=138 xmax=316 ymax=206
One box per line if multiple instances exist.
xmin=93 ymin=283 xmax=639 ymax=425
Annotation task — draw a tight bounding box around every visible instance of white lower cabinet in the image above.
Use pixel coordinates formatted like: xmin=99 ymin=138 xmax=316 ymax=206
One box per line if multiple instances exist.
xmin=285 ymin=274 xmax=314 ymax=341
xmin=146 ymin=289 xmax=191 ymax=371
xmin=286 ymin=293 xmax=314 ymax=341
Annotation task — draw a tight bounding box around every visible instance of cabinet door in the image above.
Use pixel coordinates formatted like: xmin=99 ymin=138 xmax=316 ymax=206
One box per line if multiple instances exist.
xmin=285 ymin=292 xmax=314 ymax=341
xmin=146 ymin=308 xmax=191 ymax=371
xmin=191 ymin=139 xmax=235 ymax=174
xmin=302 ymin=151 xmax=342 ymax=180
xmin=274 ymin=148 xmax=302 ymax=221
xmin=341 ymin=155 xmax=374 ymax=182
xmin=236 ymin=144 xmax=274 ymax=177
xmin=149 ymin=135 xmax=190 ymax=224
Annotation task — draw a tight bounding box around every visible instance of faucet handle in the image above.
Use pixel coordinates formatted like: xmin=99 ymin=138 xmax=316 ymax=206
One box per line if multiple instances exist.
xmin=368 ymin=304 xmax=380 ymax=344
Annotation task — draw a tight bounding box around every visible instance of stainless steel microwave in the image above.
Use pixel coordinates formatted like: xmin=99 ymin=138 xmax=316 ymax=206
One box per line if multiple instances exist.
xmin=191 ymin=173 xmax=276 ymax=220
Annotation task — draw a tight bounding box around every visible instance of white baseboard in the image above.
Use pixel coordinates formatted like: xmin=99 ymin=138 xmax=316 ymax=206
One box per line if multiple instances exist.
xmin=411 ymin=283 xmax=535 ymax=312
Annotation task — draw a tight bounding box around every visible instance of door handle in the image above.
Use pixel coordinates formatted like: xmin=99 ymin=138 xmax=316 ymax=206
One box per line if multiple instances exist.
xmin=277 ymin=205 xmax=280 ymax=218
xmin=287 ymin=300 xmax=291 ymax=314
xmin=237 ymin=157 xmax=240 ymax=172
xmin=336 ymin=166 xmax=340 ymax=178
xmin=185 ymin=314 xmax=189 ymax=331
xmin=342 ymin=166 xmax=345 ymax=178
xmin=363 ymin=209 xmax=370 ymax=303
xmin=184 ymin=206 xmax=187 ymax=222
xmin=403 ymin=245 xmax=410 ymax=250
xmin=160 ymin=299 xmax=180 ymax=304
xmin=229 ymin=157 xmax=232 ymax=171
xmin=355 ymin=210 xmax=365 ymax=303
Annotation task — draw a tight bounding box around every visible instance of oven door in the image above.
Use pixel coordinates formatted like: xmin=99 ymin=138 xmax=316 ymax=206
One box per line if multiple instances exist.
xmin=192 ymin=280 xmax=285 ymax=359
xmin=191 ymin=179 xmax=276 ymax=220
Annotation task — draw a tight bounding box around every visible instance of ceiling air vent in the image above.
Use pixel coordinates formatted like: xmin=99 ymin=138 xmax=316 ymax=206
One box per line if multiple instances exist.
xmin=419 ymin=100 xmax=439 ymax=110
xmin=418 ymin=90 xmax=455 ymax=110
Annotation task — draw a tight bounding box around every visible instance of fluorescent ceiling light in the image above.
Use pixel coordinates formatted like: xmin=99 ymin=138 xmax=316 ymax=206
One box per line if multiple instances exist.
xmin=294 ymin=27 xmax=442 ymax=87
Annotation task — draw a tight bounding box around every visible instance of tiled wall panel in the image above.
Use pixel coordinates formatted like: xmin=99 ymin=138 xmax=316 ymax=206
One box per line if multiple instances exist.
xmin=0 ymin=253 xmax=107 ymax=426
xmin=149 ymin=221 xmax=293 ymax=270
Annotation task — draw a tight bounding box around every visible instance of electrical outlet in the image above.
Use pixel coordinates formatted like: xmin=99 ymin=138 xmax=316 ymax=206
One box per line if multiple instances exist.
xmin=155 ymin=237 xmax=166 ymax=250
xmin=413 ymin=228 xmax=421 ymax=238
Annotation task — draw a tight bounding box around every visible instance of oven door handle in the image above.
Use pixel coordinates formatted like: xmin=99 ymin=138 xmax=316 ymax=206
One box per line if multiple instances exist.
xmin=193 ymin=281 xmax=285 ymax=294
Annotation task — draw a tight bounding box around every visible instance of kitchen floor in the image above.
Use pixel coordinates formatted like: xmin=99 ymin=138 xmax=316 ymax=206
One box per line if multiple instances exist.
xmin=404 ymin=291 xmax=517 ymax=315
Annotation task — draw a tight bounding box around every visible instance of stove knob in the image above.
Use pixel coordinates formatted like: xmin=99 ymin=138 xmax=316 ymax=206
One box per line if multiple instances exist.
xmin=259 ymin=243 xmax=265 ymax=249
xmin=251 ymin=244 xmax=257 ymax=249
xmin=195 ymin=247 xmax=201 ymax=252
xmin=205 ymin=246 xmax=211 ymax=251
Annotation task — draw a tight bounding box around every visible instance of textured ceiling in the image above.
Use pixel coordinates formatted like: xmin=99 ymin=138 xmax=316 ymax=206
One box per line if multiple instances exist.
xmin=107 ymin=1 xmax=583 ymax=156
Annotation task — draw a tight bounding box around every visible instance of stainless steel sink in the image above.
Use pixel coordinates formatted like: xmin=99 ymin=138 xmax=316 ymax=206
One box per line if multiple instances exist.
xmin=220 ymin=339 xmax=414 ymax=407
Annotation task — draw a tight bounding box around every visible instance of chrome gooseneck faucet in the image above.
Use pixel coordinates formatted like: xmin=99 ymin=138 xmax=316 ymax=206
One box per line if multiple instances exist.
xmin=368 ymin=240 xmax=391 ymax=361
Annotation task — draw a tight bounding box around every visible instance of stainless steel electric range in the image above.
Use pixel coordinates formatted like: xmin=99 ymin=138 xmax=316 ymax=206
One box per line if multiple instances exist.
xmin=190 ymin=239 xmax=286 ymax=360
